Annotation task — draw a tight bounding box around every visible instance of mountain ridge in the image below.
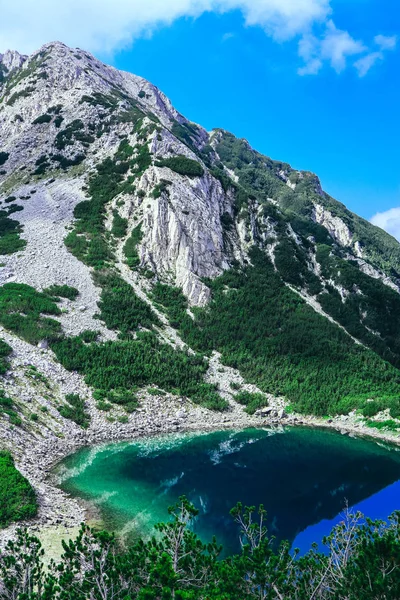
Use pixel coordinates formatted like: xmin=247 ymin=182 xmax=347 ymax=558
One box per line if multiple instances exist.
xmin=0 ymin=39 xmax=399 ymax=448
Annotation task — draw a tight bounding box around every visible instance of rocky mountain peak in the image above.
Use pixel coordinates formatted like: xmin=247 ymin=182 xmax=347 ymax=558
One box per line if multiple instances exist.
xmin=0 ymin=49 xmax=27 ymax=72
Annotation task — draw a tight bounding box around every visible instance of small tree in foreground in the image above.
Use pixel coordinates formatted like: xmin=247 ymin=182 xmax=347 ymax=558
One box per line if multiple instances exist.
xmin=0 ymin=499 xmax=399 ymax=599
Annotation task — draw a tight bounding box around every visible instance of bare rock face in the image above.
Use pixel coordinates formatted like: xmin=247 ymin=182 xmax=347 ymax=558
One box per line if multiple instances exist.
xmin=0 ymin=49 xmax=27 ymax=72
xmin=313 ymin=203 xmax=361 ymax=255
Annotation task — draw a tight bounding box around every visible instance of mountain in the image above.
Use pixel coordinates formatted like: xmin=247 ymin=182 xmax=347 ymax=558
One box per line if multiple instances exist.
xmin=1 ymin=38 xmax=400 ymax=464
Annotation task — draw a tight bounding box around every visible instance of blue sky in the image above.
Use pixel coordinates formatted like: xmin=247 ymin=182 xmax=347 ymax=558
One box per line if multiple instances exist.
xmin=1 ymin=0 xmax=399 ymax=234
xmin=108 ymin=4 xmax=399 ymax=226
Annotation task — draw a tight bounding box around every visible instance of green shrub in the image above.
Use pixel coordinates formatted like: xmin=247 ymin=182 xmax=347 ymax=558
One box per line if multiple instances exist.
xmin=0 ymin=452 xmax=37 ymax=527
xmin=123 ymin=224 xmax=142 ymax=269
xmin=156 ymin=155 xmax=204 ymax=177
xmin=111 ymin=211 xmax=128 ymax=238
xmin=361 ymin=400 xmax=384 ymax=418
xmin=151 ymin=179 xmax=171 ymax=199
xmin=94 ymin=272 xmax=159 ymax=334
xmin=235 ymin=391 xmax=268 ymax=414
xmin=79 ymin=93 xmax=118 ymax=110
xmin=366 ymin=419 xmax=400 ymax=431
xmin=132 ymin=143 xmax=152 ymax=175
xmin=52 ymin=331 xmax=228 ymax=411
xmin=0 ymin=283 xmax=62 ymax=344
xmin=54 ymin=115 xmax=64 ymax=128
xmin=171 ymin=121 xmax=200 ymax=151
xmin=0 ymin=389 xmax=21 ymax=425
xmin=151 ymin=282 xmax=188 ymax=327
xmin=79 ymin=330 xmax=99 ymax=343
xmin=0 ymin=210 xmax=27 ymax=255
xmin=95 ymin=388 xmax=138 ymax=411
xmin=65 ymin=149 xmax=138 ymax=267
xmin=0 ymin=152 xmax=9 ymax=166
xmin=221 ymin=212 xmax=234 ymax=231
xmin=59 ymin=393 xmax=90 ymax=428
xmin=6 ymin=87 xmax=35 ymax=106
xmin=52 ymin=153 xmax=85 ymax=169
xmin=43 ymin=285 xmax=79 ymax=300
xmin=32 ymin=114 xmax=51 ymax=125
xmin=96 ymin=400 xmax=112 ymax=412
xmin=54 ymin=119 xmax=89 ymax=150
xmin=0 ymin=340 xmax=12 ymax=375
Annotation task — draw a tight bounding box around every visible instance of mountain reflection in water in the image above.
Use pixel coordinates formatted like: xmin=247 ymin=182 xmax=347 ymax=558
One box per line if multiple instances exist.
xmin=57 ymin=427 xmax=400 ymax=554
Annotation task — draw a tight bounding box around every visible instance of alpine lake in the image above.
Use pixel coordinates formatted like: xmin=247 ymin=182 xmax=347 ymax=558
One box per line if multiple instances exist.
xmin=55 ymin=427 xmax=400 ymax=554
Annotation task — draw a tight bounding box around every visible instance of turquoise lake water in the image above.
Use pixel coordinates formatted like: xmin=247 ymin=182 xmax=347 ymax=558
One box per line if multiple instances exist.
xmin=56 ymin=427 xmax=400 ymax=554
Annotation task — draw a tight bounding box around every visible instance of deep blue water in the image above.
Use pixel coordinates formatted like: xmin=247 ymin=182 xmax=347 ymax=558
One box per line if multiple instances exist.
xmin=57 ymin=427 xmax=400 ymax=554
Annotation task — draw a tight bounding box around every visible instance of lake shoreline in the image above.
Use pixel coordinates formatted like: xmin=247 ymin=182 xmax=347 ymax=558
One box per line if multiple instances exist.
xmin=1 ymin=391 xmax=400 ymax=559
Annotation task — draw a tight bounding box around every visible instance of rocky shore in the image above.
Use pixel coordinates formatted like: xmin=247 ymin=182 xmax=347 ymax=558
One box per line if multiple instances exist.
xmin=1 ymin=383 xmax=399 ymax=555
xmin=0 ymin=319 xmax=399 ymax=556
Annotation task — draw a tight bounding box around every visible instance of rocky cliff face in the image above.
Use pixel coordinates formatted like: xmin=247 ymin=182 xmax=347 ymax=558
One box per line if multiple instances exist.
xmin=0 ymin=42 xmax=234 ymax=306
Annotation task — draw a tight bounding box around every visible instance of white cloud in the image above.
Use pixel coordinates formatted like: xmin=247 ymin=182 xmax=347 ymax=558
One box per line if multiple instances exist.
xmin=0 ymin=0 xmax=396 ymax=78
xmin=222 ymin=32 xmax=235 ymax=42
xmin=354 ymin=51 xmax=383 ymax=77
xmin=298 ymin=20 xmax=366 ymax=75
xmin=353 ymin=34 xmax=397 ymax=77
xmin=0 ymin=0 xmax=331 ymax=54
xmin=375 ymin=34 xmax=397 ymax=51
xmin=298 ymin=57 xmax=323 ymax=75
xmin=371 ymin=208 xmax=400 ymax=242
xmin=320 ymin=20 xmax=366 ymax=72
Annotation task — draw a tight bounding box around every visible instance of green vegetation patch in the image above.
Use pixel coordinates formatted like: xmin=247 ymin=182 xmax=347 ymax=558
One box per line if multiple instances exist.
xmin=0 ymin=389 xmax=21 ymax=426
xmin=32 ymin=113 xmax=51 ymax=125
xmin=151 ymin=282 xmax=188 ymax=328
xmin=53 ymin=331 xmax=227 ymax=411
xmin=0 ymin=152 xmax=9 ymax=166
xmin=59 ymin=393 xmax=90 ymax=428
xmin=154 ymin=248 xmax=400 ymax=416
xmin=171 ymin=120 xmax=201 ymax=152
xmin=44 ymin=273 xmax=225 ymax=411
xmin=65 ymin=139 xmax=151 ymax=268
xmin=55 ymin=119 xmax=93 ymax=151
xmin=111 ymin=210 xmax=128 ymax=238
xmin=315 ymin=244 xmax=400 ymax=368
xmin=94 ymin=388 xmax=138 ymax=413
xmin=151 ymin=179 xmax=171 ymax=199
xmin=79 ymin=92 xmax=118 ymax=111
xmin=94 ymin=272 xmax=159 ymax=335
xmin=43 ymin=285 xmax=79 ymax=300
xmin=156 ymin=155 xmax=204 ymax=177
xmin=0 ymin=339 xmax=12 ymax=375
xmin=366 ymin=419 xmax=400 ymax=432
xmin=0 ymin=283 xmax=62 ymax=344
xmin=235 ymin=391 xmax=269 ymax=414
xmin=0 ymin=452 xmax=37 ymax=527
xmin=123 ymin=224 xmax=142 ymax=269
xmin=0 ymin=208 xmax=27 ymax=255
xmin=6 ymin=87 xmax=35 ymax=106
